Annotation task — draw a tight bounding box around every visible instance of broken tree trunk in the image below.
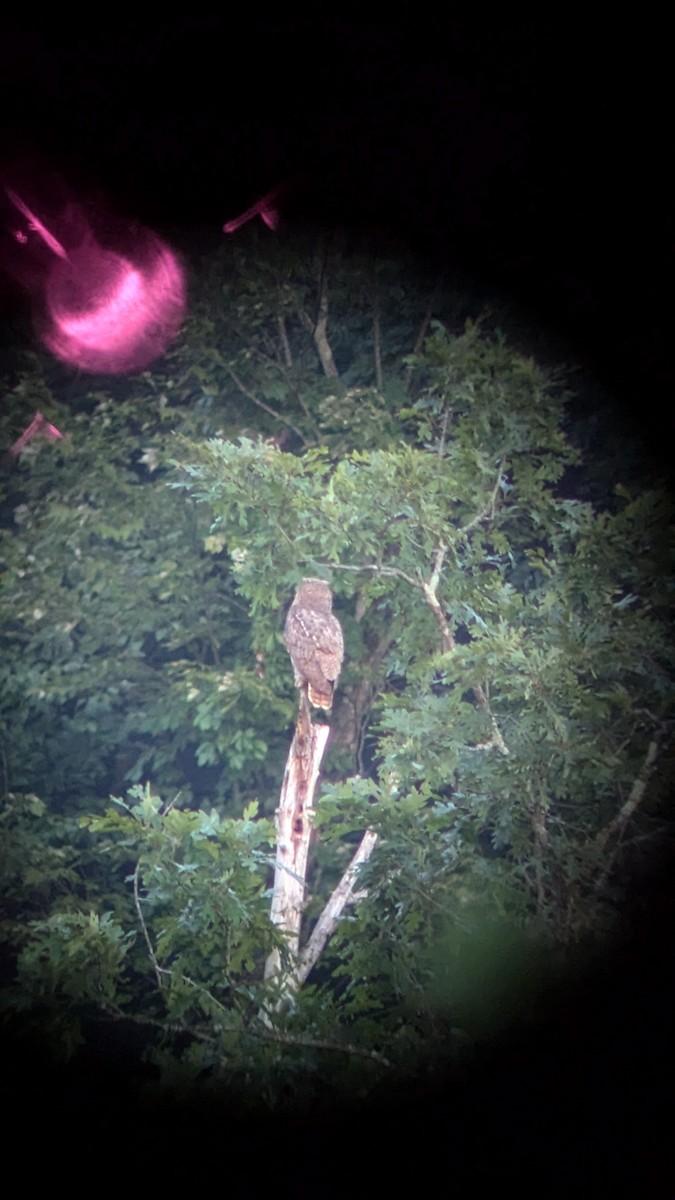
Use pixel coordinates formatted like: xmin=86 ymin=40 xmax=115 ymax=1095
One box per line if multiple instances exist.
xmin=263 ymin=707 xmax=330 ymax=1005
xmin=262 ymin=699 xmax=378 ymax=1018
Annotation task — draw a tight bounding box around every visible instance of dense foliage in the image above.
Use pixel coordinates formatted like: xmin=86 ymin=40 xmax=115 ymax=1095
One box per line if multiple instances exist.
xmin=1 ymin=226 xmax=673 ymax=1103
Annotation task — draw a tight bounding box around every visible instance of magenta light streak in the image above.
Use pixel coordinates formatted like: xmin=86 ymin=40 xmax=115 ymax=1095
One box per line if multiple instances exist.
xmin=6 ymin=188 xmax=68 ymax=259
xmin=9 ymin=411 xmax=63 ymax=461
xmin=223 ymin=185 xmax=282 ymax=234
xmin=43 ymin=233 xmax=186 ymax=374
xmin=260 ymin=206 xmax=280 ymax=231
xmin=3 ymin=178 xmax=186 ymax=374
xmin=58 ymin=261 xmax=145 ymax=348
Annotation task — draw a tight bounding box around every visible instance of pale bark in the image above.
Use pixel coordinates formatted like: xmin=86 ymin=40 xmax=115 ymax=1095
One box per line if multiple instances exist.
xmin=297 ymin=828 xmax=377 ymax=985
xmin=265 ymin=716 xmax=330 ymax=987
xmin=263 ymin=707 xmax=377 ymax=1015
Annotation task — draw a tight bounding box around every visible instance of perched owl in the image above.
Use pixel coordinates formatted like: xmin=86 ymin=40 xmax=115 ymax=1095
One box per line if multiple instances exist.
xmin=284 ymin=578 xmax=344 ymax=711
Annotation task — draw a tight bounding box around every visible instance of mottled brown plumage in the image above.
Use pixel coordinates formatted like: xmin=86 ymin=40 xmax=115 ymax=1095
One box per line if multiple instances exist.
xmin=284 ymin=578 xmax=344 ymax=711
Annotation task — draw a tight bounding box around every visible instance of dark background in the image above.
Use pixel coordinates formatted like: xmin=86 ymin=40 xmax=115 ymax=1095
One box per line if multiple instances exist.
xmin=0 ymin=17 xmax=671 ymax=431
xmin=0 ymin=16 xmax=672 ymax=1186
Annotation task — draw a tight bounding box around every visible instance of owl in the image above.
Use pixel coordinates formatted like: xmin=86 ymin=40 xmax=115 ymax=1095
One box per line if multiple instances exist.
xmin=284 ymin=578 xmax=344 ymax=711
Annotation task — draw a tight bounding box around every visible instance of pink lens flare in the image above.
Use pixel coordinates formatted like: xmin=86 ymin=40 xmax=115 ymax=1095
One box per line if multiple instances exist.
xmin=41 ymin=233 xmax=185 ymax=373
xmin=2 ymin=179 xmax=186 ymax=374
xmin=223 ymin=184 xmax=283 ymax=234
xmin=260 ymin=206 xmax=280 ymax=231
xmin=56 ymin=260 xmax=144 ymax=347
xmin=8 ymin=411 xmax=63 ymax=461
xmin=6 ymin=187 xmax=68 ymax=259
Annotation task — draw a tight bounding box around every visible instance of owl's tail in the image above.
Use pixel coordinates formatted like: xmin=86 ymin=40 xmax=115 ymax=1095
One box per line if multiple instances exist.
xmin=307 ymin=682 xmax=334 ymax=710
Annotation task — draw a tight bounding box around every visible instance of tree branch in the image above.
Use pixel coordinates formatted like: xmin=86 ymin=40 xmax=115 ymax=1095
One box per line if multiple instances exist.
xmin=594 ymin=728 xmax=670 ymax=854
xmin=419 ymin=546 xmax=509 ymax=755
xmin=373 ymin=293 xmax=383 ymax=389
xmin=298 ymin=264 xmax=339 ymax=377
xmin=339 ymin=552 xmax=509 ymax=754
xmin=404 ymin=276 xmax=443 ymax=395
xmin=255 ymin=1023 xmax=390 ymax=1066
xmin=223 ymin=361 xmax=306 ymax=442
xmin=277 ymin=314 xmax=293 ymax=368
xmin=297 ymin=828 xmax=378 ymax=985
xmin=133 ymin=860 xmax=231 ymax=1018
xmin=459 ymin=458 xmax=506 ymax=534
xmin=263 ymin=717 xmax=331 ymax=1013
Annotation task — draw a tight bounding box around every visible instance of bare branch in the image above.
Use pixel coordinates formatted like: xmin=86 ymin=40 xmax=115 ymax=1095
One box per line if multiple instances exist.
xmin=459 ymin=458 xmax=506 ymax=534
xmin=277 ymin=314 xmax=293 ymax=368
xmin=133 ymin=861 xmax=163 ymax=988
xmin=222 ymin=361 xmax=306 ymax=442
xmin=297 ymin=828 xmax=378 ymax=985
xmin=404 ymin=276 xmax=443 ymax=395
xmin=437 ymin=407 xmax=450 ymax=458
xmin=333 ymin=562 xmax=420 ymax=588
xmin=133 ymin=861 xmax=231 ymax=1018
xmin=595 ymin=729 xmax=671 ymax=855
xmin=419 ymin=546 xmax=509 ymax=755
xmin=336 ymin=553 xmax=509 ymax=754
xmin=255 ymin=1023 xmax=390 ymax=1066
xmin=298 ymin=265 xmax=339 ymax=377
xmin=373 ymin=293 xmax=383 ymax=389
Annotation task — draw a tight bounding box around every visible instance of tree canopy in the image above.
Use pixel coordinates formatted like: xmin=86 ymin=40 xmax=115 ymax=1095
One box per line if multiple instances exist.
xmin=1 ymin=226 xmax=673 ymax=1106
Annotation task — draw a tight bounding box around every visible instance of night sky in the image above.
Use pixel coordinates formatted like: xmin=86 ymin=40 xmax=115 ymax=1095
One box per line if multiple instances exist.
xmin=0 ymin=17 xmax=671 ymax=441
